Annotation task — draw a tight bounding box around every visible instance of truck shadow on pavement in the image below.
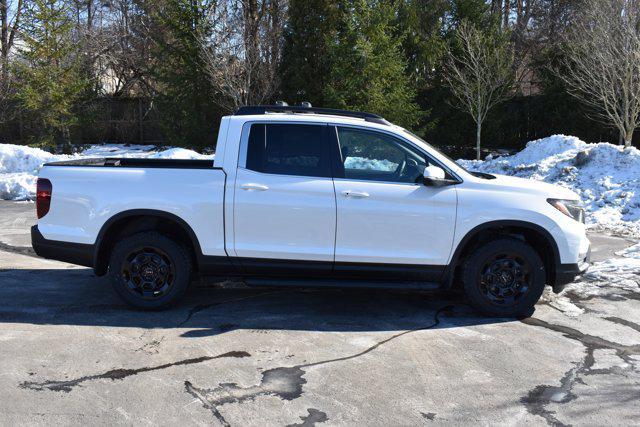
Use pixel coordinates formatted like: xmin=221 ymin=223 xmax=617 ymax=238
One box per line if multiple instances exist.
xmin=0 ymin=267 xmax=514 ymax=334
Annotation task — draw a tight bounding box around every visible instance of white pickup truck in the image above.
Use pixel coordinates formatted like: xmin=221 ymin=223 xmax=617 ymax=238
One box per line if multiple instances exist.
xmin=31 ymin=105 xmax=590 ymax=316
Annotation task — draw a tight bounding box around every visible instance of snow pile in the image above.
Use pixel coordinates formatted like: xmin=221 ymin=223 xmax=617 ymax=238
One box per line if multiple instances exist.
xmin=81 ymin=144 xmax=212 ymax=160
xmin=0 ymin=143 xmax=212 ymax=201
xmin=345 ymin=156 xmax=397 ymax=171
xmin=458 ymin=135 xmax=640 ymax=236
xmin=0 ymin=145 xmax=72 ymax=200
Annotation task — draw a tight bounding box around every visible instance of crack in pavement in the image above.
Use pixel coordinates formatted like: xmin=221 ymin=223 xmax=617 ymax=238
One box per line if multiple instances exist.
xmin=519 ymin=317 xmax=640 ymax=426
xmin=185 ymin=381 xmax=232 ymax=427
xmin=177 ymin=290 xmax=286 ymax=327
xmin=521 ymin=318 xmax=640 ymax=360
xmin=521 ymin=362 xmax=581 ymax=427
xmin=604 ymin=316 xmax=640 ymax=334
xmin=20 ymin=351 xmax=250 ymax=393
xmin=184 ymin=305 xmax=453 ymax=426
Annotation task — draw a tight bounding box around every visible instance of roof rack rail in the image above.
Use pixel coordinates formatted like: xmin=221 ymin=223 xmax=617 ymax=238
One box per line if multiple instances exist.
xmin=234 ymin=105 xmax=391 ymax=126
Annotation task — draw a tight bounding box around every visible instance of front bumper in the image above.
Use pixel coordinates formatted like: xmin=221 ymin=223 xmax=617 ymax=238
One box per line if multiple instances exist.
xmin=31 ymin=225 xmax=94 ymax=268
xmin=552 ymin=245 xmax=591 ymax=293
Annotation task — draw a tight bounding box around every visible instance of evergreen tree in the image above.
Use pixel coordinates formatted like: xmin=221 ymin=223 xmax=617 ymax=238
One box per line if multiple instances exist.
xmin=395 ymin=0 xmax=449 ymax=135
xmin=397 ymin=0 xmax=448 ymax=87
xmin=17 ymin=0 xmax=88 ymax=150
xmin=323 ymin=0 xmax=420 ymax=129
xmin=144 ymin=0 xmax=221 ymax=149
xmin=279 ymin=0 xmax=340 ymax=105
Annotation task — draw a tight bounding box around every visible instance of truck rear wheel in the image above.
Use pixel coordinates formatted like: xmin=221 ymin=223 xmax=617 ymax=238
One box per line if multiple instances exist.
xmin=462 ymin=238 xmax=546 ymax=317
xmin=108 ymin=232 xmax=191 ymax=310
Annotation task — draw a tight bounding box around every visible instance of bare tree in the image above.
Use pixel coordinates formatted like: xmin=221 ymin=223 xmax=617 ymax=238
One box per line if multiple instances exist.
xmin=0 ymin=67 xmax=17 ymax=127
xmin=558 ymin=0 xmax=640 ymax=147
xmin=98 ymin=1 xmax=156 ymax=97
xmin=444 ymin=21 xmax=515 ymax=160
xmin=0 ymin=0 xmax=24 ymax=125
xmin=199 ymin=0 xmax=287 ymax=113
xmin=1 ymin=0 xmax=23 ymax=68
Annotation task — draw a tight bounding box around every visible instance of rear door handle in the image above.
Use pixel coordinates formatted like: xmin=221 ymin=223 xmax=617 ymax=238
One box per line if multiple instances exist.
xmin=342 ymin=190 xmax=369 ymax=198
xmin=240 ymin=183 xmax=269 ymax=191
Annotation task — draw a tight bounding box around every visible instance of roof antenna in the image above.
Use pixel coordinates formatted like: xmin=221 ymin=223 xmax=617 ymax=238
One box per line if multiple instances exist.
xmin=275 ymin=100 xmax=289 ymax=107
xmin=299 ymin=101 xmax=312 ymax=108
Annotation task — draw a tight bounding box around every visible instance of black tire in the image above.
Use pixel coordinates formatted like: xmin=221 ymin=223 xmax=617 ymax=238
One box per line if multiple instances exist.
xmin=462 ymin=238 xmax=546 ymax=317
xmin=108 ymin=231 xmax=191 ymax=310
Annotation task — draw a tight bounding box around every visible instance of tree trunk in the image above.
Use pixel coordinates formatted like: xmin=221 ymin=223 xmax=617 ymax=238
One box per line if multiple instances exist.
xmin=0 ymin=0 xmax=21 ymax=65
xmin=1 ymin=0 xmax=8 ymax=79
xmin=491 ymin=0 xmax=501 ymax=16
xmin=62 ymin=127 xmax=72 ymax=154
xmin=624 ymin=128 xmax=633 ymax=148
xmin=476 ymin=120 xmax=482 ymax=160
xmin=504 ymin=0 xmax=510 ymax=29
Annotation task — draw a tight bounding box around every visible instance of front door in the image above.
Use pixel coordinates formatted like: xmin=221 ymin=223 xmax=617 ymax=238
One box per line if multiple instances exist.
xmin=331 ymin=126 xmax=457 ymax=269
xmin=233 ymin=123 xmax=336 ymax=263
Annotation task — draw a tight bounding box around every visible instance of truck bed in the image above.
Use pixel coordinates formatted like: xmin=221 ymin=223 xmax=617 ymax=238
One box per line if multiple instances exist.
xmin=37 ymin=159 xmax=227 ymax=258
xmin=45 ymin=157 xmax=216 ymax=169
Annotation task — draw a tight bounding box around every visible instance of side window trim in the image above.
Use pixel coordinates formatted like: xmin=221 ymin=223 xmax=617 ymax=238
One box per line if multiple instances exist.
xmin=330 ymin=124 xmax=462 ymax=184
xmin=238 ymin=121 xmax=333 ymax=179
xmin=329 ymin=125 xmax=345 ymax=179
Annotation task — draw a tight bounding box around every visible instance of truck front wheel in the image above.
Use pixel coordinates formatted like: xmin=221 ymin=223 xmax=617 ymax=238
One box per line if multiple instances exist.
xmin=462 ymin=238 xmax=546 ymax=317
xmin=108 ymin=232 xmax=192 ymax=310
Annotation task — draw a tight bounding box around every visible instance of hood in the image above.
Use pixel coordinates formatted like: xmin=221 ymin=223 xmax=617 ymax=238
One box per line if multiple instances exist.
xmin=478 ymin=173 xmax=580 ymax=201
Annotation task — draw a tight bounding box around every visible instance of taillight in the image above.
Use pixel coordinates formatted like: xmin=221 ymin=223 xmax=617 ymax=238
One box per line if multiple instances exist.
xmin=36 ymin=178 xmax=52 ymax=219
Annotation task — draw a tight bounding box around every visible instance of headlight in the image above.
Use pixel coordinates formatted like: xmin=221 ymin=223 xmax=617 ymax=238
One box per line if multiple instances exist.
xmin=547 ymin=198 xmax=585 ymax=223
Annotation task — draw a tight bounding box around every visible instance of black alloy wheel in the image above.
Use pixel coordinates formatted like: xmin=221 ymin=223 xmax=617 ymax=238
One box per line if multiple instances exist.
xmin=462 ymin=238 xmax=546 ymax=317
xmin=109 ymin=232 xmax=191 ymax=310
xmin=478 ymin=253 xmax=531 ymax=306
xmin=121 ymin=246 xmax=176 ymax=300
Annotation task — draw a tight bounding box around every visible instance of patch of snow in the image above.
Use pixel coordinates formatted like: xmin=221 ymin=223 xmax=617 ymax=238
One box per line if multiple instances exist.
xmin=615 ymin=242 xmax=640 ymax=258
xmin=0 ymin=143 xmax=212 ymax=201
xmin=543 ymin=238 xmax=640 ymax=314
xmin=458 ymin=135 xmax=640 ymax=237
xmin=539 ymin=289 xmax=585 ymax=317
xmin=563 ymin=239 xmax=640 ymax=301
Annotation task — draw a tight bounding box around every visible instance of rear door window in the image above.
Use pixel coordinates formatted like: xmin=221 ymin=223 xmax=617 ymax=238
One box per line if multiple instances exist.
xmin=246 ymin=124 xmax=331 ymax=178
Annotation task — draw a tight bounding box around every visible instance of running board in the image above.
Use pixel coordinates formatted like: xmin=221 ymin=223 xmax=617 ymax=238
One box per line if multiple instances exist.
xmin=244 ymin=278 xmax=443 ymax=291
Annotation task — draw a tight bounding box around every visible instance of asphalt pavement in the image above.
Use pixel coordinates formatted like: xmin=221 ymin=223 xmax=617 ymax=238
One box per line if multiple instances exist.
xmin=0 ymin=200 xmax=638 ymax=426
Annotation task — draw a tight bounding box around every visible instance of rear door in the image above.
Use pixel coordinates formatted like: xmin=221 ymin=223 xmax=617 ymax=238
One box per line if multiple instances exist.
xmin=233 ymin=122 xmax=336 ymax=263
xmin=331 ymin=126 xmax=457 ymax=271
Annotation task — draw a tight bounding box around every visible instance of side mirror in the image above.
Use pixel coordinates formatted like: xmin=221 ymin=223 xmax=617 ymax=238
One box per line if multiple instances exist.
xmin=422 ymin=165 xmax=459 ymax=186
xmin=423 ymin=165 xmax=445 ymax=185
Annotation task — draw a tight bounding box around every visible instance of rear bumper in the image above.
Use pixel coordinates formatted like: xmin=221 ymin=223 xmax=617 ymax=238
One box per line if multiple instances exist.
xmin=552 ymin=245 xmax=591 ymax=293
xmin=31 ymin=225 xmax=94 ymax=268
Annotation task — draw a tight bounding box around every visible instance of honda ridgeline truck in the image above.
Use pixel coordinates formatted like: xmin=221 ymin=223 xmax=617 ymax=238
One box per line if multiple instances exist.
xmin=31 ymin=105 xmax=591 ymax=316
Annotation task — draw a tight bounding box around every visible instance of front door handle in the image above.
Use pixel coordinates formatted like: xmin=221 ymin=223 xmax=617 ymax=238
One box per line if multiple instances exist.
xmin=240 ymin=183 xmax=269 ymax=191
xmin=342 ymin=190 xmax=370 ymax=198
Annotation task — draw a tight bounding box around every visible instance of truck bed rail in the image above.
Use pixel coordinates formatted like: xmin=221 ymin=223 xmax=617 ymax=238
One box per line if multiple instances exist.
xmin=44 ymin=157 xmax=216 ymax=169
